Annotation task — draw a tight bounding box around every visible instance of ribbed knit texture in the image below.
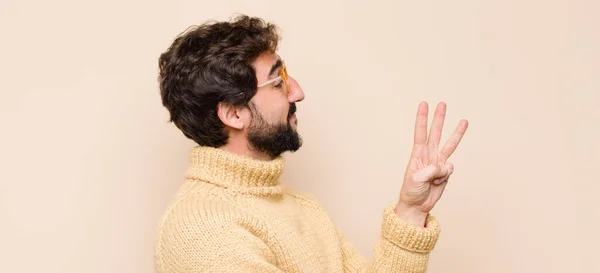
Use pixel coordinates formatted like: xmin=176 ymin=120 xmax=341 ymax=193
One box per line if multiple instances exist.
xmin=154 ymin=146 xmax=441 ymax=272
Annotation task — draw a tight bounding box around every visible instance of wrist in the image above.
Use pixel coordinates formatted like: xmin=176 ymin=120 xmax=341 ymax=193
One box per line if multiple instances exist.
xmin=394 ymin=202 xmax=429 ymax=227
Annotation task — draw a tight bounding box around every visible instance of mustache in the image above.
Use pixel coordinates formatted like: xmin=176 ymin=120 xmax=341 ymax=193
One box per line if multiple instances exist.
xmin=288 ymin=103 xmax=297 ymax=119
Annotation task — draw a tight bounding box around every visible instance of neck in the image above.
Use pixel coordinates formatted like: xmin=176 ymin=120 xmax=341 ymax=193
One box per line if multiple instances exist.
xmin=220 ymin=134 xmax=275 ymax=161
xmin=184 ymin=146 xmax=285 ymax=189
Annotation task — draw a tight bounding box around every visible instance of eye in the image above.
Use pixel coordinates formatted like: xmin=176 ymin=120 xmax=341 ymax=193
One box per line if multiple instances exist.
xmin=274 ymin=79 xmax=284 ymax=89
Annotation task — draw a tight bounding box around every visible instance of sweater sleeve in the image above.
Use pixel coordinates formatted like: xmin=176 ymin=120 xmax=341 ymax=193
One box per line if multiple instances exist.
xmin=338 ymin=205 xmax=441 ymax=273
xmin=155 ymin=199 xmax=284 ymax=273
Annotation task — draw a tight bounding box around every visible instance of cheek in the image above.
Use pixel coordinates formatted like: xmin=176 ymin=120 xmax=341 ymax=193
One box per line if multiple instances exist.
xmin=267 ymin=104 xmax=289 ymax=122
xmin=252 ymin=92 xmax=290 ymax=122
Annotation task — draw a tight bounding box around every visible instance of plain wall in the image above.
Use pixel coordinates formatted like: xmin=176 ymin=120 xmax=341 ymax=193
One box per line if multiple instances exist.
xmin=1 ymin=0 xmax=599 ymax=272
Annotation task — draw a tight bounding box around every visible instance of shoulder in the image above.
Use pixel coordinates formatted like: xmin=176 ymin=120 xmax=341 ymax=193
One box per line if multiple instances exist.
xmin=158 ymin=188 xmax=266 ymax=237
xmin=155 ymin=181 xmax=275 ymax=255
xmin=284 ymin=187 xmax=329 ymax=212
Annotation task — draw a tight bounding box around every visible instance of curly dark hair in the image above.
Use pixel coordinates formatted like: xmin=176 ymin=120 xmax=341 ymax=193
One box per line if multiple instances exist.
xmin=158 ymin=15 xmax=281 ymax=147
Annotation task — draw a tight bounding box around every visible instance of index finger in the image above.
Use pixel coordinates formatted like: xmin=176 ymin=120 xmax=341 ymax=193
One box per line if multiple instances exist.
xmin=440 ymin=119 xmax=469 ymax=159
xmin=414 ymin=101 xmax=429 ymax=145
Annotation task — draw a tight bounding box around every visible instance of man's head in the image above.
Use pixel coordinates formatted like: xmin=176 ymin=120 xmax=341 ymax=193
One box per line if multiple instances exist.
xmin=158 ymin=15 xmax=305 ymax=159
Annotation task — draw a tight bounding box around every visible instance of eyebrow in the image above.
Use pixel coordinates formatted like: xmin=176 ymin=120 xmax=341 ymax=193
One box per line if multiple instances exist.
xmin=268 ymin=59 xmax=282 ymax=78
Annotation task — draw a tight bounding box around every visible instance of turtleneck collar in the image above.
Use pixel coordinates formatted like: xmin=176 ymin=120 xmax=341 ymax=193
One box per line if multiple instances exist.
xmin=184 ymin=146 xmax=285 ymax=189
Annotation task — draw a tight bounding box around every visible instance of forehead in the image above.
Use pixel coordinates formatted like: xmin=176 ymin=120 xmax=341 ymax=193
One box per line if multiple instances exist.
xmin=252 ymin=52 xmax=280 ymax=82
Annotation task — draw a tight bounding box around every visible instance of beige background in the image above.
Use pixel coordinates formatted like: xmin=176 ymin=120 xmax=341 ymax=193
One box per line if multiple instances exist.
xmin=1 ymin=0 xmax=599 ymax=272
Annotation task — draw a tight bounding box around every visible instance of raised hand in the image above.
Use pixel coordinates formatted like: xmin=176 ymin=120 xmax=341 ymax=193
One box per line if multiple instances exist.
xmin=395 ymin=101 xmax=469 ymax=226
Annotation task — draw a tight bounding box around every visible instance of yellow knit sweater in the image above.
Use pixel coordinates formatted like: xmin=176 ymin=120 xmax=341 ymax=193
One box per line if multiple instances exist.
xmin=154 ymin=146 xmax=441 ymax=272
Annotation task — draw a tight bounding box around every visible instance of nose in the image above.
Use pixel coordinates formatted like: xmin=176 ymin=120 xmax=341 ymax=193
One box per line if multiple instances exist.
xmin=287 ymin=76 xmax=305 ymax=103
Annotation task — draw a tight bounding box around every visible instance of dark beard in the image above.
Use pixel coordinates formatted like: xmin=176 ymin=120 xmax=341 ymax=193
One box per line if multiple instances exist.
xmin=247 ymin=103 xmax=302 ymax=158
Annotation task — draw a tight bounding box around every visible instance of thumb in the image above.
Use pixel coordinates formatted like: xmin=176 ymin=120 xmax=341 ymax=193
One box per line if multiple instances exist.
xmin=433 ymin=163 xmax=454 ymax=185
xmin=412 ymin=163 xmax=454 ymax=183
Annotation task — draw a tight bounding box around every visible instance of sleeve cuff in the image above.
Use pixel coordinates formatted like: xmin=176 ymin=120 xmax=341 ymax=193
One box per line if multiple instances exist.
xmin=381 ymin=205 xmax=441 ymax=253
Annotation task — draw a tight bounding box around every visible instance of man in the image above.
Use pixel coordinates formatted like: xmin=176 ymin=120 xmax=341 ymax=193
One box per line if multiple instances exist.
xmin=154 ymin=15 xmax=468 ymax=273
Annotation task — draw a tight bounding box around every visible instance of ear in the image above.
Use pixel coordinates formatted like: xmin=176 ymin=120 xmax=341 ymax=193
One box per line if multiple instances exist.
xmin=217 ymin=102 xmax=245 ymax=129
